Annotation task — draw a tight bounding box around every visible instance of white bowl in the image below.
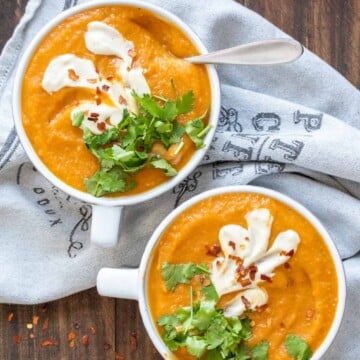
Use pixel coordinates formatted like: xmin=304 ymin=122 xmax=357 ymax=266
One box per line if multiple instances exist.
xmin=12 ymin=0 xmax=221 ymax=247
xmin=97 ymin=185 xmax=346 ymax=360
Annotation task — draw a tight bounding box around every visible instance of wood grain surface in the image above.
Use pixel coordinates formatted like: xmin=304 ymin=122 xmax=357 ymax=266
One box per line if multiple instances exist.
xmin=0 ymin=0 xmax=358 ymax=359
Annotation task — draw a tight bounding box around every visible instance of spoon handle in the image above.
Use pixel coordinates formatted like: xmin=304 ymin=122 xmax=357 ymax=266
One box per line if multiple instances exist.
xmin=186 ymin=39 xmax=304 ymax=65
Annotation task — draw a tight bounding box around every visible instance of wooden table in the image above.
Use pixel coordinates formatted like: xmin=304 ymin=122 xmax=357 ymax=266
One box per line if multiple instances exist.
xmin=0 ymin=1 xmax=358 ymax=359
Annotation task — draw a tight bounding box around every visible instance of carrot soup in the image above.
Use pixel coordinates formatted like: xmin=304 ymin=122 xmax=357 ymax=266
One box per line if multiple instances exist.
xmin=148 ymin=193 xmax=338 ymax=359
xmin=21 ymin=6 xmax=211 ymax=197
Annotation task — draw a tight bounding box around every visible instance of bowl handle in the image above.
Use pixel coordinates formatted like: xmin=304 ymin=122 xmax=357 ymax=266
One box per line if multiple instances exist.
xmin=91 ymin=205 xmax=123 ymax=247
xmin=97 ymin=268 xmax=139 ymax=300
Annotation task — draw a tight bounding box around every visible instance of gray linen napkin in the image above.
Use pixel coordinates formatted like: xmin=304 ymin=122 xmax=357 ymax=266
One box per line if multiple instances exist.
xmin=0 ymin=0 xmax=359 ymax=358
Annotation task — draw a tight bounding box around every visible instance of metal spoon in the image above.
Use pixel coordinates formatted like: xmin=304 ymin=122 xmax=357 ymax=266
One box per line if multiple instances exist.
xmin=186 ymin=39 xmax=304 ymax=65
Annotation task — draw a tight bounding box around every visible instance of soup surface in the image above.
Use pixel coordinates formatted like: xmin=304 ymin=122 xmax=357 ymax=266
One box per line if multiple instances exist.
xmin=22 ymin=6 xmax=211 ymax=196
xmin=148 ymin=193 xmax=338 ymax=359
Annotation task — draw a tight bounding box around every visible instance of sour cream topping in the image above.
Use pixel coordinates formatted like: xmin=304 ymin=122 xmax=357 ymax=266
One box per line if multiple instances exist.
xmin=42 ymin=21 xmax=150 ymax=132
xmin=210 ymin=208 xmax=300 ymax=317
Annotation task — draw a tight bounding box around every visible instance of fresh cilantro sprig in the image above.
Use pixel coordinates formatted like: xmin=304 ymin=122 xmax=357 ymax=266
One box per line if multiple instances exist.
xmin=157 ymin=300 xmax=268 ymax=360
xmin=75 ymin=89 xmax=209 ymax=196
xmin=285 ymin=335 xmax=313 ymax=360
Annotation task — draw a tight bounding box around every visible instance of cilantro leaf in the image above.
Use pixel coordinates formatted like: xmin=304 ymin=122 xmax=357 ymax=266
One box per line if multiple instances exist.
xmin=192 ymin=301 xmax=217 ymax=331
xmin=176 ymin=90 xmax=194 ymax=114
xmin=168 ymin=122 xmax=186 ymax=144
xmin=83 ymin=127 xmax=120 ymax=148
xmin=185 ymin=336 xmax=207 ymax=358
xmin=205 ymin=350 xmax=223 ymax=360
xmin=201 ymin=283 xmax=219 ymax=302
xmin=161 ymin=262 xmax=208 ymax=291
xmin=252 ymin=340 xmax=269 ymax=360
xmin=151 ymin=158 xmax=177 ymax=177
xmin=84 ymin=167 xmax=134 ymax=197
xmin=185 ymin=118 xmax=212 ymax=149
xmin=285 ymin=335 xmax=313 ymax=360
xmin=72 ymin=111 xmax=84 ymax=127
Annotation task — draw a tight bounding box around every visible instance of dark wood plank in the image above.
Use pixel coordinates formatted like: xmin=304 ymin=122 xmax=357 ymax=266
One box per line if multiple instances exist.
xmin=0 ymin=1 xmax=358 ymax=360
xmin=0 ymin=289 xmax=115 ymax=360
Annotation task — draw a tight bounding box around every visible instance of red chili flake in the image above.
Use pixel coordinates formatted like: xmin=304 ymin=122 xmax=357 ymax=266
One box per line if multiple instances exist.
xmin=68 ymin=69 xmax=79 ymax=81
xmin=29 ymin=332 xmax=35 ymax=339
xmin=68 ymin=332 xmax=76 ymax=341
xmin=284 ymin=262 xmax=291 ymax=270
xmin=228 ymin=241 xmax=236 ymax=250
xmin=106 ymin=75 xmax=114 ymax=80
xmin=244 ymin=236 xmax=250 ymax=241
xmin=115 ymin=353 xmax=125 ymax=360
xmin=41 ymin=339 xmax=59 ymax=347
xmin=119 ymin=95 xmax=128 ymax=105
xmin=104 ymin=343 xmax=112 ymax=351
xmin=87 ymin=78 xmax=97 ymax=84
xmin=96 ymin=87 xmax=101 ymax=95
xmin=42 ymin=317 xmax=49 ymax=330
xmin=87 ymin=117 xmax=98 ymax=122
xmin=128 ymin=49 xmax=137 ymax=58
xmin=97 ymin=122 xmax=106 ymax=131
xmin=260 ymin=274 xmax=273 ymax=283
xmin=41 ymin=304 xmax=48 ymax=313
xmin=7 ymin=312 xmax=14 ymax=322
xmin=13 ymin=335 xmax=22 ymax=344
xmin=89 ymin=326 xmax=96 ymax=335
xmin=229 ymin=254 xmax=243 ymax=265
xmin=248 ymin=265 xmax=258 ymax=281
xmin=102 ymin=84 xmax=110 ymax=92
xmin=286 ymin=249 xmax=295 ymax=257
xmin=81 ymin=335 xmax=89 ymax=346
xmin=241 ymin=296 xmax=251 ymax=310
xmin=96 ymin=97 xmax=102 ymax=105
xmin=206 ymin=244 xmax=221 ymax=257
xmin=90 ymin=112 xmax=99 ymax=118
xmin=130 ymin=332 xmax=137 ymax=350
xmin=255 ymin=304 xmax=268 ymax=312
xmin=32 ymin=315 xmax=40 ymax=326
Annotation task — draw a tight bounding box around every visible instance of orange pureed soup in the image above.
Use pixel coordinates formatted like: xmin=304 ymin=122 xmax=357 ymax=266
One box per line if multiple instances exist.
xmin=21 ymin=6 xmax=211 ymax=196
xmin=148 ymin=193 xmax=338 ymax=359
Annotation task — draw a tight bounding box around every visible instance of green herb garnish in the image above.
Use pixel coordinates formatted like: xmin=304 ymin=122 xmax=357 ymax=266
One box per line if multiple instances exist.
xmin=285 ymin=335 xmax=313 ymax=360
xmin=74 ymin=89 xmax=209 ymax=196
xmin=252 ymin=340 xmax=270 ymax=360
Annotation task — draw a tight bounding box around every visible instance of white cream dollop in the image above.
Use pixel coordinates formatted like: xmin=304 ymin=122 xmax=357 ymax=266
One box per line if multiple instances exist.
xmin=42 ymin=54 xmax=99 ymax=94
xmin=42 ymin=21 xmax=151 ymax=134
xmin=210 ymin=208 xmax=300 ymax=317
xmin=85 ymin=21 xmax=134 ymax=66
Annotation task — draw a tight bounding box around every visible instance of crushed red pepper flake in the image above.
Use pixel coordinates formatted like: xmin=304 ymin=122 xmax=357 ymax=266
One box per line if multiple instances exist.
xmin=118 ymin=95 xmax=128 ymax=105
xmin=42 ymin=317 xmax=49 ymax=330
xmin=97 ymin=122 xmax=106 ymax=131
xmin=130 ymin=332 xmax=137 ymax=350
xmin=255 ymin=304 xmax=268 ymax=312
xmin=41 ymin=339 xmax=59 ymax=347
xmin=81 ymin=335 xmax=89 ymax=346
xmin=102 ymin=84 xmax=110 ymax=92
xmin=238 ymin=278 xmax=252 ymax=287
xmin=228 ymin=241 xmax=236 ymax=250
xmin=68 ymin=69 xmax=79 ymax=81
xmin=89 ymin=326 xmax=96 ymax=335
xmin=241 ymin=296 xmax=251 ymax=309
xmin=284 ymin=262 xmax=291 ymax=270
xmin=286 ymin=249 xmax=295 ymax=257
xmin=106 ymin=75 xmax=114 ymax=80
xmin=32 ymin=315 xmax=40 ymax=326
xmin=244 ymin=236 xmax=250 ymax=241
xmin=7 ymin=312 xmax=14 ymax=322
xmin=260 ymin=274 xmax=273 ymax=283
xmin=229 ymin=254 xmax=243 ymax=264
xmin=13 ymin=335 xmax=22 ymax=344
xmin=206 ymin=244 xmax=221 ymax=257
